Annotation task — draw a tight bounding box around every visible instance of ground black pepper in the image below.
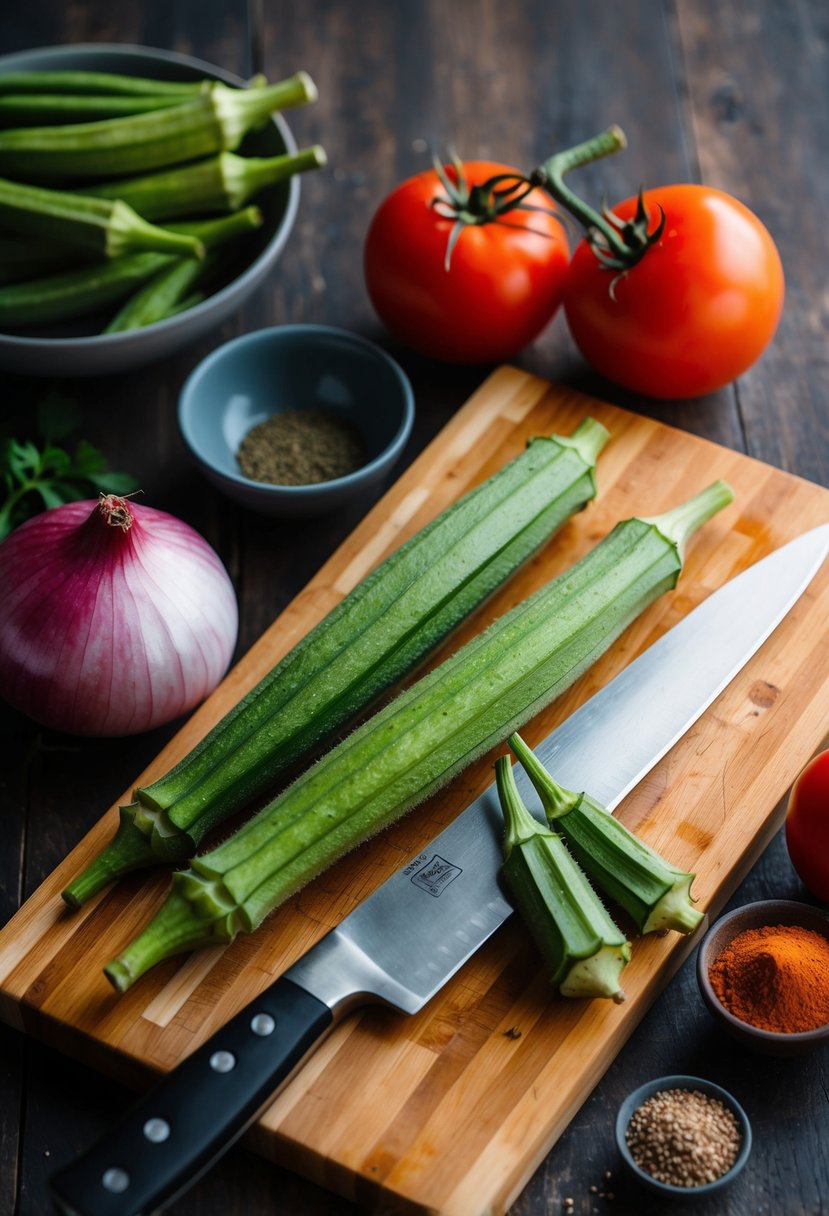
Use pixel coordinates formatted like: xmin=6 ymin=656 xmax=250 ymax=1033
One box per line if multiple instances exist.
xmin=237 ymin=409 xmax=367 ymax=486
xmin=625 ymin=1088 xmax=741 ymax=1187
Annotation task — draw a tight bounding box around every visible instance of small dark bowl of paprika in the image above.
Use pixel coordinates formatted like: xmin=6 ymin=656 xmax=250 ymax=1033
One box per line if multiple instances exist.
xmin=697 ymin=899 xmax=829 ymax=1058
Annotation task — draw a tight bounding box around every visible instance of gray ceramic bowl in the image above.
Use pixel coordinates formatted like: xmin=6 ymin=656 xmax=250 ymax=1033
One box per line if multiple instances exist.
xmin=0 ymin=43 xmax=301 ymax=377
xmin=177 ymin=325 xmax=415 ymax=517
xmin=615 ymin=1075 xmax=752 ymax=1200
xmin=697 ymin=899 xmax=829 ymax=1057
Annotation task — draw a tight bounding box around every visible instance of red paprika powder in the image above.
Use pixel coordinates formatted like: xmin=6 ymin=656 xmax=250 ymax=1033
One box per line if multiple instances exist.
xmin=709 ymin=923 xmax=829 ymax=1033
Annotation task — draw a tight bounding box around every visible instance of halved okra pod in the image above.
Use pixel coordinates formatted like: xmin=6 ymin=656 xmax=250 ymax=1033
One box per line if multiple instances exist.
xmin=509 ymin=733 xmax=704 ymax=934
xmin=496 ymin=756 xmax=630 ymax=1001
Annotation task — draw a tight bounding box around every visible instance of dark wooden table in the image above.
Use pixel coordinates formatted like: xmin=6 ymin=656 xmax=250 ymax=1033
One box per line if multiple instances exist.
xmin=2 ymin=3 xmax=828 ymax=1214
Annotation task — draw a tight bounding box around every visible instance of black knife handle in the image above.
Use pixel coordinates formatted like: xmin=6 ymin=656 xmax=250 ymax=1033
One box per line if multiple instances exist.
xmin=50 ymin=977 xmax=332 ymax=1216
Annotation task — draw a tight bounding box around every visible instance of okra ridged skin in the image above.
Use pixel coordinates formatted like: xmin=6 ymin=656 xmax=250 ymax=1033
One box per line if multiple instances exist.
xmin=0 ymin=177 xmax=203 ymax=260
xmin=0 ymin=208 xmax=261 ymax=329
xmin=0 ymin=93 xmax=190 ymax=125
xmin=103 ymin=205 xmax=263 ymax=332
xmin=0 ymin=73 xmax=317 ymax=181
xmin=496 ymin=757 xmax=629 ymax=1000
xmin=84 ymin=147 xmax=328 ymax=221
xmin=104 ymin=481 xmax=732 ymax=991
xmin=68 ymin=420 xmax=608 ymax=907
xmin=0 ymin=70 xmax=206 ymax=97
xmin=508 ymin=730 xmax=706 ymax=935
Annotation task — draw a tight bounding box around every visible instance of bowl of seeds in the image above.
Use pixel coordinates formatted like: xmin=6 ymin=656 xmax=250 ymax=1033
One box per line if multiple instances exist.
xmin=177 ymin=324 xmax=415 ymax=517
xmin=615 ymin=1075 xmax=751 ymax=1198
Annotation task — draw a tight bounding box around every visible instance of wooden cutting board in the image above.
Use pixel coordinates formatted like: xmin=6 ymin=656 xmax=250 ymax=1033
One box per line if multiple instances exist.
xmin=2 ymin=367 xmax=829 ymax=1215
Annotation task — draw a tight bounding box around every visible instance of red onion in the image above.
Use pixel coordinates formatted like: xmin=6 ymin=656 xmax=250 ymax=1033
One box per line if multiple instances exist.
xmin=0 ymin=494 xmax=238 ymax=737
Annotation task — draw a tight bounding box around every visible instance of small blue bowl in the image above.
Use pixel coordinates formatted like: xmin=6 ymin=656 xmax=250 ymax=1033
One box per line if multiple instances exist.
xmin=178 ymin=325 xmax=415 ymax=517
xmin=615 ymin=1075 xmax=752 ymax=1199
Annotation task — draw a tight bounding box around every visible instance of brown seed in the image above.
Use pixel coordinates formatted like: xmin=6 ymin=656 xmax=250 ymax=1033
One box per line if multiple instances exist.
xmin=625 ymin=1088 xmax=741 ymax=1188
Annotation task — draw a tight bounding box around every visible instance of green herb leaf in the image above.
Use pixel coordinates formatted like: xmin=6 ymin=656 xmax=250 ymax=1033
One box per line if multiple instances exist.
xmin=0 ymin=393 xmax=138 ymax=540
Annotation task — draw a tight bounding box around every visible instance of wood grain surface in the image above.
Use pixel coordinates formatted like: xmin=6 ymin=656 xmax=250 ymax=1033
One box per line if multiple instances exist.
xmin=3 ymin=3 xmax=829 ymax=1215
xmin=2 ymin=369 xmax=828 ymax=1215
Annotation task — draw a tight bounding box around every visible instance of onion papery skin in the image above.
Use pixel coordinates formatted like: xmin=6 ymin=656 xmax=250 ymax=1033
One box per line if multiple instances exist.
xmin=0 ymin=497 xmax=238 ymax=737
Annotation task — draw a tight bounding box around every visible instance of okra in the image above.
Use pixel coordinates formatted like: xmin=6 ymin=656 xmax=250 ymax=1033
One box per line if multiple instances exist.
xmin=0 ymin=176 xmax=204 ymax=260
xmin=104 ymin=205 xmax=262 ymax=332
xmin=496 ymin=756 xmax=629 ymax=1000
xmin=104 ymin=481 xmax=732 ymax=991
xmin=0 ymin=72 xmax=317 ymax=181
xmin=509 ymin=733 xmax=704 ymax=934
xmin=64 ymin=419 xmax=610 ymax=905
xmin=104 ymin=254 xmax=221 ymax=332
xmin=0 ymin=70 xmax=207 ymax=97
xmin=0 ymin=93 xmax=188 ymax=125
xmin=161 ymin=291 xmax=206 ymax=319
xmin=0 ymin=209 xmax=261 ymax=327
xmin=85 ymin=146 xmax=327 ymax=221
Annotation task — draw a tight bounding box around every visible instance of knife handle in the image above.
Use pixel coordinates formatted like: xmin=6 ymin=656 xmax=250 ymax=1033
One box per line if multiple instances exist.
xmin=50 ymin=977 xmax=332 ymax=1216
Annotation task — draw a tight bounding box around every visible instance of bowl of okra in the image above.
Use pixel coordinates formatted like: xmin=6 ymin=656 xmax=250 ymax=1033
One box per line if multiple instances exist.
xmin=0 ymin=43 xmax=325 ymax=376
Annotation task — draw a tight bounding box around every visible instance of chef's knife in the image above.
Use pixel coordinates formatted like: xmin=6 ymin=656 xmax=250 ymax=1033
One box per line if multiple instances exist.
xmin=51 ymin=523 xmax=829 ymax=1216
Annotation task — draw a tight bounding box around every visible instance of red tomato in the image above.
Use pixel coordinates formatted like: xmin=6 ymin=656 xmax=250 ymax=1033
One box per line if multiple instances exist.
xmin=786 ymin=750 xmax=829 ymax=901
xmin=563 ymin=184 xmax=785 ymax=399
xmin=364 ymin=161 xmax=569 ymax=363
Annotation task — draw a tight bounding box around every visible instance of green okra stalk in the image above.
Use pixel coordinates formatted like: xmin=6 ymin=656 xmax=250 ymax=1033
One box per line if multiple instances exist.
xmin=0 ymin=208 xmax=261 ymax=328
xmin=85 ymin=146 xmax=328 ymax=221
xmin=496 ymin=756 xmax=629 ymax=1000
xmin=0 ymin=72 xmax=317 ymax=181
xmin=0 ymin=176 xmax=203 ymax=259
xmin=64 ymin=418 xmax=610 ymax=904
xmin=0 ymin=70 xmax=207 ymax=97
xmin=0 ymin=93 xmax=190 ymax=125
xmin=104 ymin=480 xmax=732 ymax=991
xmin=509 ymin=733 xmax=704 ymax=934
xmin=104 ymin=206 xmax=262 ymax=332
xmin=103 ymin=254 xmax=219 ymax=332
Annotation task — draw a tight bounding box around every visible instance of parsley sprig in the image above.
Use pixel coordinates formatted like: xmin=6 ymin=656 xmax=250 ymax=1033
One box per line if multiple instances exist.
xmin=0 ymin=391 xmax=139 ymax=541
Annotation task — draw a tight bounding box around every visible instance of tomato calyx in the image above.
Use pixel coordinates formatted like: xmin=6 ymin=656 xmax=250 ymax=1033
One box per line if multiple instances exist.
xmin=591 ymin=190 xmax=666 ymax=271
xmin=430 ymin=150 xmax=558 ymax=270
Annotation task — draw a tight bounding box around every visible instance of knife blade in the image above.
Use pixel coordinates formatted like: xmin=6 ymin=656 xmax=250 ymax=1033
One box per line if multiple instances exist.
xmin=51 ymin=522 xmax=829 ymax=1216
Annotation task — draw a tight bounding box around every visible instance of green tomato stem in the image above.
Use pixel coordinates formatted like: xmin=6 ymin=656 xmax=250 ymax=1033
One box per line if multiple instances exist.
xmin=531 ymin=126 xmax=665 ymax=270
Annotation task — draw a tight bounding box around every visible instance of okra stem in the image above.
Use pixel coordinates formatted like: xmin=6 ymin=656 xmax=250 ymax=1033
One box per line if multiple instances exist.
xmin=62 ymin=810 xmax=157 ymax=909
xmin=105 ymin=483 xmax=730 ymax=990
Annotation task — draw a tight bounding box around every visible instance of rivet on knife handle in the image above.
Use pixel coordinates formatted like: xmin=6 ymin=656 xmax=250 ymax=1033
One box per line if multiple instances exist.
xmin=50 ymin=978 xmax=332 ymax=1216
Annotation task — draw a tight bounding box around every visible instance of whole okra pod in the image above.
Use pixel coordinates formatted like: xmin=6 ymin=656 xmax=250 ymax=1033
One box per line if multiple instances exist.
xmin=104 ymin=480 xmax=733 ymax=991
xmin=0 ymin=73 xmax=317 ymax=181
xmin=0 ymin=176 xmax=204 ymax=259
